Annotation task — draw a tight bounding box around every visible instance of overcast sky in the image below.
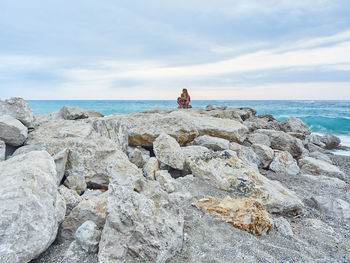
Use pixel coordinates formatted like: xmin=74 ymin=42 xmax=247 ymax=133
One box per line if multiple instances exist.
xmin=1 ymin=0 xmax=350 ymax=100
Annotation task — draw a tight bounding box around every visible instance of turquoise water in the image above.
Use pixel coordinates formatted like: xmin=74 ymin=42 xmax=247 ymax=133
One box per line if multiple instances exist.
xmin=27 ymin=100 xmax=350 ymax=136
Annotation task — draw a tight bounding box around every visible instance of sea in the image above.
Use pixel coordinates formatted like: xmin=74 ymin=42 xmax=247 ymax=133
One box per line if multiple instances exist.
xmin=26 ymin=100 xmax=350 ymax=156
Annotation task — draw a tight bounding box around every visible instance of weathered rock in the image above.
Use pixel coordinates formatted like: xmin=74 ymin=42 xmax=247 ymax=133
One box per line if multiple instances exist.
xmin=155 ymin=170 xmax=179 ymax=193
xmin=0 ymin=151 xmax=65 ymax=263
xmin=128 ymin=148 xmax=144 ymax=168
xmin=274 ymin=217 xmax=293 ymax=237
xmin=281 ymin=117 xmax=311 ymax=135
xmin=110 ymin=111 xmax=248 ymax=147
xmin=269 ymin=151 xmax=300 ymax=175
xmin=0 ymin=97 xmax=35 ymax=128
xmin=64 ymin=174 xmax=87 ymax=195
xmin=54 ymin=148 xmax=69 ymax=184
xmin=86 ymin=110 xmax=104 ymax=118
xmin=244 ymin=117 xmax=280 ymax=132
xmin=0 ymin=115 xmax=28 ymax=146
xmin=0 ymin=140 xmax=5 ymax=161
xmin=193 ymin=135 xmax=230 ymax=151
xmin=11 ymin=144 xmax=43 ymax=157
xmin=193 ymin=196 xmax=273 ymax=236
xmin=298 ymin=157 xmax=344 ymax=179
xmin=299 ymin=174 xmax=347 ymax=188
xmin=181 ymin=145 xmax=211 ymax=158
xmin=58 ymin=192 xmax=108 ymax=242
xmin=252 ymin=144 xmax=274 ymax=169
xmin=311 ymin=196 xmax=350 ymax=219
xmin=205 ymin=104 xmax=214 ymax=111
xmin=308 ymin=151 xmax=332 ymax=164
xmin=246 ymin=133 xmax=271 ymax=147
xmin=153 ymin=133 xmax=185 ymax=170
xmin=98 ymin=178 xmax=184 ymax=263
xmin=89 ymin=117 xmax=128 ymax=153
xmin=308 ymin=134 xmax=325 ymax=147
xmin=255 ymin=129 xmax=307 ymax=158
xmin=321 ymin=134 xmax=341 ymax=149
xmin=187 ymin=151 xmax=303 ymax=214
xmin=27 ymin=119 xmax=140 ymax=189
xmin=61 ymin=241 xmax=98 ymax=263
xmin=59 ymin=185 xmax=83 ymax=215
xmin=229 ymin=142 xmax=261 ymax=170
xmin=75 ymin=221 xmax=102 ymax=253
xmin=60 ymin=106 xmax=89 ymax=120
xmin=143 ymin=157 xmax=160 ymax=180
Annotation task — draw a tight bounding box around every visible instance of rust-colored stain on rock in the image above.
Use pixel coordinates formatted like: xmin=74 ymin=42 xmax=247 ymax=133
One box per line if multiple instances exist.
xmin=193 ymin=196 xmax=273 ymax=236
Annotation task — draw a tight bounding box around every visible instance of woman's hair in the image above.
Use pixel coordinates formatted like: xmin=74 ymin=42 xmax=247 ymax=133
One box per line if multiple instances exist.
xmin=182 ymin=88 xmax=189 ymax=98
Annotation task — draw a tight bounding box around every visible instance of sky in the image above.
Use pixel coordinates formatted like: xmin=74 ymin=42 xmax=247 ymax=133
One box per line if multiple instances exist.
xmin=1 ymin=0 xmax=350 ymax=100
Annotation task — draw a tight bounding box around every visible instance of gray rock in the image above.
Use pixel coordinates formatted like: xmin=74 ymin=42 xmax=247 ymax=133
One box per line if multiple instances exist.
xmin=205 ymin=104 xmax=214 ymax=111
xmin=229 ymin=142 xmax=261 ymax=170
xmin=0 ymin=140 xmax=5 ymax=161
xmin=61 ymin=241 xmax=99 ymax=263
xmin=86 ymin=110 xmax=104 ymax=118
xmin=128 ymin=147 xmax=149 ymax=168
xmin=0 ymin=97 xmax=35 ymax=128
xmin=274 ymin=217 xmax=294 ymax=237
xmin=244 ymin=117 xmax=280 ymax=132
xmin=321 ymin=134 xmax=341 ymax=149
xmin=281 ymin=117 xmax=311 ymax=135
xmin=59 ymin=185 xmax=83 ymax=215
xmin=298 ymin=157 xmax=344 ymax=179
xmin=0 ymin=115 xmax=28 ymax=146
xmin=252 ymin=144 xmax=274 ymax=169
xmin=58 ymin=191 xmax=108 ymax=242
xmin=153 ymin=133 xmax=185 ymax=170
xmin=75 ymin=221 xmax=102 ymax=254
xmin=64 ymin=174 xmax=87 ymax=195
xmin=255 ymin=129 xmax=307 ymax=158
xmin=246 ymin=133 xmax=271 ymax=147
xmin=269 ymin=151 xmax=300 ymax=175
xmin=308 ymin=151 xmax=332 ymax=164
xmin=11 ymin=144 xmax=43 ymax=157
xmin=143 ymin=157 xmax=160 ymax=180
xmin=155 ymin=170 xmax=179 ymax=193
xmin=54 ymin=148 xmax=69 ymax=184
xmin=299 ymin=174 xmax=347 ymax=188
xmin=308 ymin=134 xmax=325 ymax=147
xmin=181 ymin=145 xmax=211 ymax=158
xmin=0 ymin=151 xmax=65 ymax=263
xmin=311 ymin=196 xmax=350 ymax=219
xmin=60 ymin=106 xmax=89 ymax=120
xmin=193 ymin=135 xmax=230 ymax=151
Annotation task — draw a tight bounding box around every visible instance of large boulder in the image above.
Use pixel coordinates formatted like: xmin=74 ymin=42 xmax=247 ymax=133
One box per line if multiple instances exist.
xmin=0 ymin=151 xmax=65 ymax=263
xmin=269 ymin=151 xmax=300 ymax=175
xmin=229 ymin=142 xmax=261 ymax=170
xmin=0 ymin=97 xmax=35 ymax=128
xmin=254 ymin=129 xmax=307 ymax=158
xmin=281 ymin=117 xmax=311 ymax=135
xmin=110 ymin=110 xmax=248 ymax=147
xmin=0 ymin=115 xmax=28 ymax=146
xmin=321 ymin=134 xmax=341 ymax=149
xmin=98 ymin=178 xmax=184 ymax=263
xmin=187 ymin=151 xmax=303 ymax=214
xmin=26 ymin=119 xmax=140 ymax=188
xmin=251 ymin=144 xmax=274 ymax=169
xmin=60 ymin=106 xmax=89 ymax=120
xmin=243 ymin=117 xmax=280 ymax=132
xmin=193 ymin=135 xmax=229 ymax=151
xmin=153 ymin=133 xmax=185 ymax=170
xmin=246 ymin=133 xmax=271 ymax=147
xmin=298 ymin=157 xmax=344 ymax=180
xmin=311 ymin=196 xmax=350 ymax=219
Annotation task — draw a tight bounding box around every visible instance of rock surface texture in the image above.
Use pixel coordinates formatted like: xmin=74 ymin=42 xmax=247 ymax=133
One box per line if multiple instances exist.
xmin=0 ymin=97 xmax=35 ymax=127
xmin=0 ymin=115 xmax=28 ymax=146
xmin=0 ymin=151 xmax=65 ymax=263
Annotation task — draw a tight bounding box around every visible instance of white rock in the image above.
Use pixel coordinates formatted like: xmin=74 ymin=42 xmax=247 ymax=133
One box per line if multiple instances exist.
xmin=269 ymin=151 xmax=300 ymax=175
xmin=58 ymin=191 xmax=108 ymax=242
xmin=0 ymin=140 xmax=5 ymax=161
xmin=0 ymin=97 xmax=35 ymax=128
xmin=229 ymin=142 xmax=261 ymax=170
xmin=64 ymin=174 xmax=87 ymax=195
xmin=60 ymin=106 xmax=88 ymax=120
xmin=298 ymin=157 xmax=344 ymax=179
xmin=59 ymin=185 xmax=83 ymax=215
xmin=0 ymin=151 xmax=65 ymax=263
xmin=153 ymin=133 xmax=185 ymax=170
xmin=11 ymin=144 xmax=43 ymax=157
xmin=312 ymin=196 xmax=350 ymax=219
xmin=193 ymin=135 xmax=230 ymax=151
xmin=252 ymin=144 xmax=274 ymax=169
xmin=181 ymin=145 xmax=211 ymax=158
xmin=129 ymin=148 xmax=144 ymax=168
xmin=143 ymin=157 xmax=160 ymax=180
xmin=54 ymin=148 xmax=69 ymax=184
xmin=281 ymin=117 xmax=311 ymax=135
xmin=247 ymin=133 xmax=271 ymax=147
xmin=155 ymin=170 xmax=179 ymax=193
xmin=274 ymin=217 xmax=294 ymax=237
xmin=75 ymin=220 xmax=102 ymax=253
xmin=187 ymin=151 xmax=303 ymax=214
xmin=0 ymin=115 xmax=28 ymax=146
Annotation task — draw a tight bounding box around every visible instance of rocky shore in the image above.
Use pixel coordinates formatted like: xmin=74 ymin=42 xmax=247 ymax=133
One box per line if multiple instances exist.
xmin=0 ymin=98 xmax=349 ymax=263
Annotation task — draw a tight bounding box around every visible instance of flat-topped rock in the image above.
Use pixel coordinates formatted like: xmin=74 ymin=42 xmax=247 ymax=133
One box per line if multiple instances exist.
xmin=60 ymin=106 xmax=89 ymax=120
xmin=298 ymin=157 xmax=345 ymax=179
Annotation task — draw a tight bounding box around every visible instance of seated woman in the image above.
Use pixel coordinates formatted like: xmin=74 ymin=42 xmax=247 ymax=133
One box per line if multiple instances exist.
xmin=177 ymin=88 xmax=191 ymax=109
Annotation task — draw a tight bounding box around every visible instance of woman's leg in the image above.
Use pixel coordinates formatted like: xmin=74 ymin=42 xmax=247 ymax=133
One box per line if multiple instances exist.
xmin=177 ymin=98 xmax=183 ymax=108
xmin=185 ymin=100 xmax=189 ymax=108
